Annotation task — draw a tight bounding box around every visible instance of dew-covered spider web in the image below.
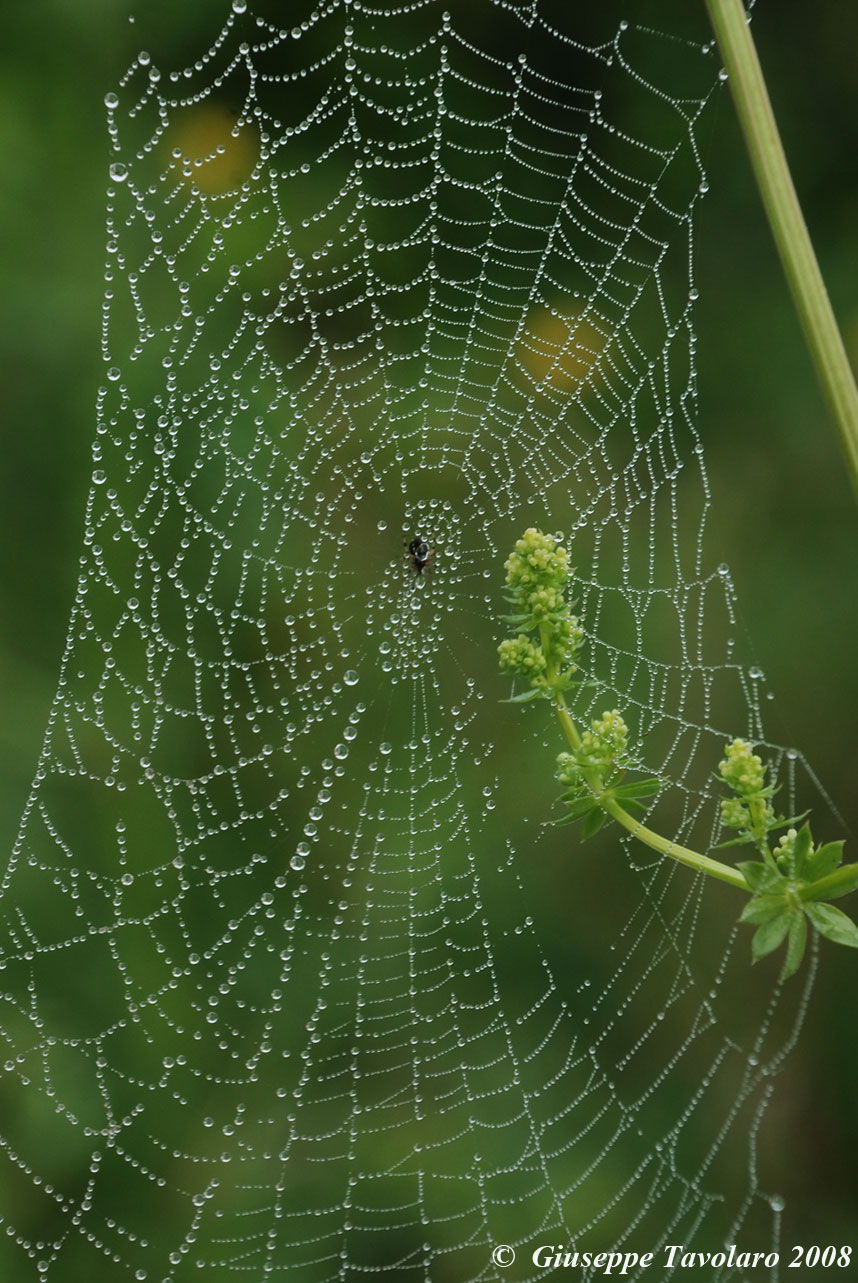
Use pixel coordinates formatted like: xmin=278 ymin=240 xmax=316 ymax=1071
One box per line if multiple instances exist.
xmin=0 ymin=1 xmax=821 ymax=1279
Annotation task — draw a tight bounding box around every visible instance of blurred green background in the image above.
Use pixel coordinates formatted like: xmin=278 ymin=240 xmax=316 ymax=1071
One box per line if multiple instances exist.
xmin=1 ymin=0 xmax=857 ymax=1264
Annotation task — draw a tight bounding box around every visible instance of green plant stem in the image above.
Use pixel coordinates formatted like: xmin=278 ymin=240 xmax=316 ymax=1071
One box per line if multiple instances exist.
xmin=544 ymin=657 xmax=749 ymax=891
xmin=705 ymin=0 xmax=858 ymax=503
xmin=556 ymin=694 xmax=746 ymax=889
xmin=553 ymin=685 xmax=858 ymax=903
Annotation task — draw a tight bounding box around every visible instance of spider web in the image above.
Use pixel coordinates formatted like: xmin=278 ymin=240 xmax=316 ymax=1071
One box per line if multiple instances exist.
xmin=0 ymin=1 xmax=815 ymax=1279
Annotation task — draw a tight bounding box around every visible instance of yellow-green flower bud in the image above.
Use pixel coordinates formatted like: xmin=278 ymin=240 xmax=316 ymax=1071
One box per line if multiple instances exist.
xmin=498 ymin=634 xmax=547 ymax=681
xmin=556 ymin=751 xmax=579 ymax=787
xmin=577 ymin=709 xmax=629 ymax=773
xmin=720 ymin=796 xmax=749 ymax=831
xmin=499 ymin=528 xmax=583 ymax=691
xmin=504 ymin=528 xmax=570 ymax=594
xmin=718 ymin=738 xmax=765 ymax=797
xmin=774 ymin=827 xmax=799 ymax=872
xmin=718 ymin=737 xmax=775 ymax=844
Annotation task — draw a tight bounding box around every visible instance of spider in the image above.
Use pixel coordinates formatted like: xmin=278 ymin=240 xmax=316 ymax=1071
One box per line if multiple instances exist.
xmin=406 ymin=535 xmax=433 ymax=579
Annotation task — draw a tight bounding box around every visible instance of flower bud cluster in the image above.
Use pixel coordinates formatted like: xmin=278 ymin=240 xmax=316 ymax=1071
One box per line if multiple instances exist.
xmin=718 ymin=737 xmax=775 ymax=843
xmin=719 ymin=738 xmax=765 ymax=794
xmin=578 ymin=709 xmax=629 ymax=772
xmin=497 ymin=528 xmax=583 ymax=691
xmin=497 ymin=634 xmax=546 ymax=681
xmin=503 ymin=528 xmax=569 ymax=593
xmin=774 ymin=827 xmax=799 ymax=873
xmin=556 ymin=709 xmax=629 ymax=792
xmin=720 ymin=796 xmax=750 ymax=830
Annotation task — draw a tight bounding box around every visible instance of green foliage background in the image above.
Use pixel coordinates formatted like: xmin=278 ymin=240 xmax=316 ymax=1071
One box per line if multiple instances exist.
xmin=1 ymin=0 xmax=856 ymax=1258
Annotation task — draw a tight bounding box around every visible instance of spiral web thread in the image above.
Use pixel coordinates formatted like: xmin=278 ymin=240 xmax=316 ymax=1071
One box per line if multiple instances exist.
xmin=0 ymin=2 xmax=812 ymax=1279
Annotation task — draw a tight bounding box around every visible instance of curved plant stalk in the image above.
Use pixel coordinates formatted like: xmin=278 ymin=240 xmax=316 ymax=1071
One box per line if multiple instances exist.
xmin=541 ymin=630 xmax=748 ymax=891
xmin=498 ymin=529 xmax=858 ymax=978
xmin=705 ymin=0 xmax=858 ymax=502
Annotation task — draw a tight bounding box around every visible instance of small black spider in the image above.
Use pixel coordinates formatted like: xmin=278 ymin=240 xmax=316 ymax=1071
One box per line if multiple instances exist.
xmin=407 ymin=535 xmax=433 ymax=579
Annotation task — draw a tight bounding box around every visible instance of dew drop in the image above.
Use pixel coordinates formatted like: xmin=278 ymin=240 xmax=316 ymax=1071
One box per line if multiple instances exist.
xmin=344 ymin=670 xmax=359 ymax=686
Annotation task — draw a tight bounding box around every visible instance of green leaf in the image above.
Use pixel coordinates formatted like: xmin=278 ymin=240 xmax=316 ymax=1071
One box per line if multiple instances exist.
xmin=580 ymin=807 xmax=607 ymax=839
xmin=613 ymin=778 xmax=662 ymax=800
xmin=549 ymin=673 xmax=580 ymax=694
xmin=560 ymin=796 xmax=601 ymax=820
xmin=552 ymin=810 xmax=584 ymax=827
xmin=803 ymin=862 xmax=858 ymax=902
xmin=804 ymin=902 xmax=858 ymax=949
xmin=740 ymin=890 xmax=789 ymax=926
xmin=751 ymin=911 xmax=794 ymax=961
xmin=770 ymin=810 xmax=810 ymax=831
xmin=499 ymin=613 xmax=537 ymax=629
xmin=737 ymin=861 xmax=780 ymax=893
xmin=781 ymin=912 xmax=808 ymax=980
xmin=798 ymin=840 xmax=844 ymax=883
xmin=501 ymin=688 xmax=544 ymax=704
xmin=712 ymin=834 xmax=756 ymax=850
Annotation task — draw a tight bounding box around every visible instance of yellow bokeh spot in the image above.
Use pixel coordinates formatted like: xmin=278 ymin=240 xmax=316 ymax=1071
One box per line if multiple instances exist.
xmin=167 ymin=102 xmax=258 ymax=195
xmin=518 ymin=306 xmax=608 ymax=396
